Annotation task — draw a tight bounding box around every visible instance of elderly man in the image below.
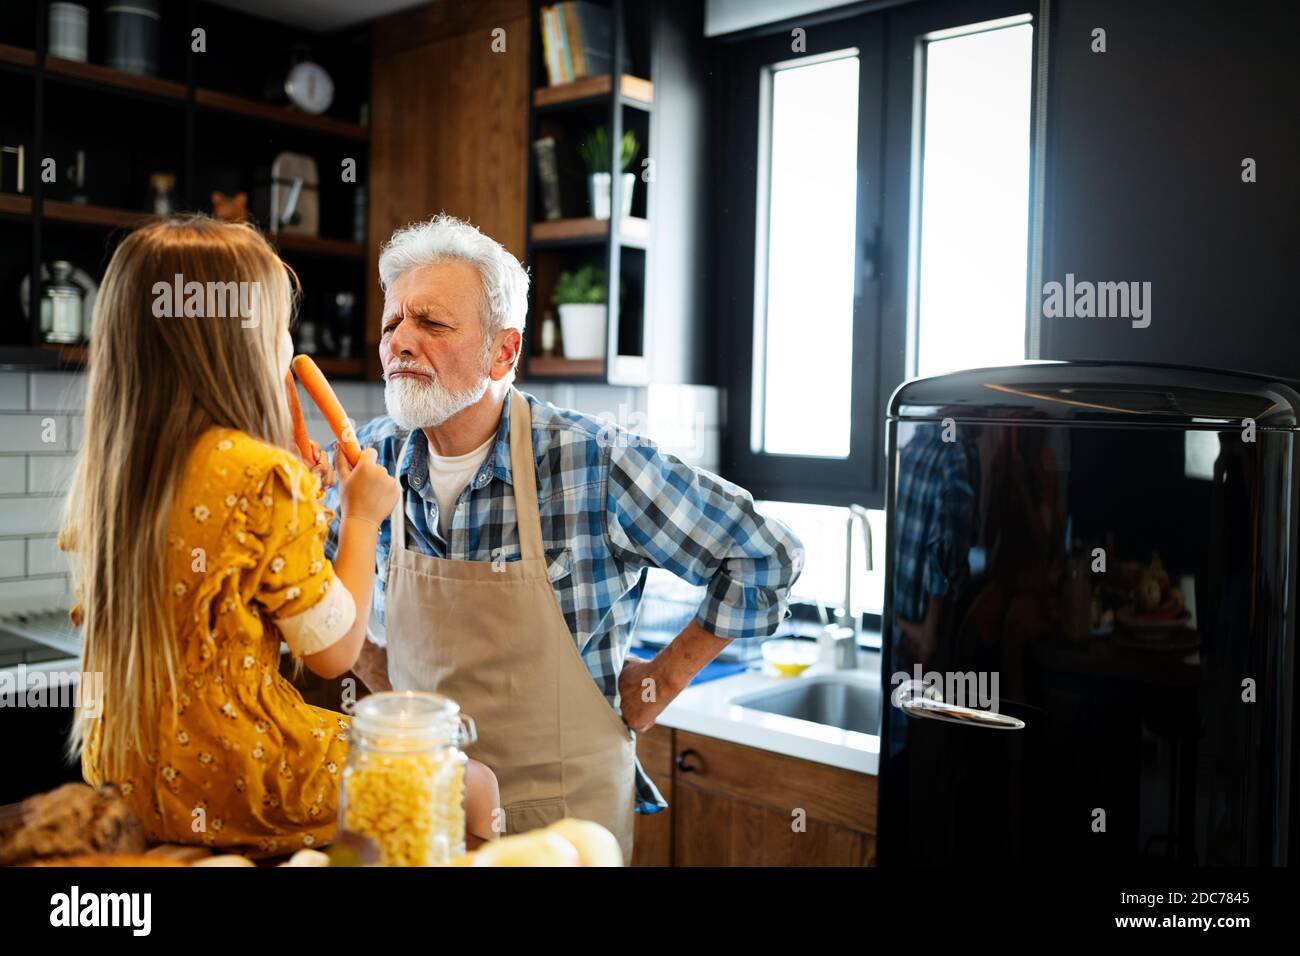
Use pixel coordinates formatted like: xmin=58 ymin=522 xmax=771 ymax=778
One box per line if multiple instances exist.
xmin=323 ymin=214 xmax=802 ymax=860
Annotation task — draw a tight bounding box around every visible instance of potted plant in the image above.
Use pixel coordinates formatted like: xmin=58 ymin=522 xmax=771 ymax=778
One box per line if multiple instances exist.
xmin=578 ymin=126 xmax=638 ymax=220
xmin=551 ymin=265 xmax=607 ymax=359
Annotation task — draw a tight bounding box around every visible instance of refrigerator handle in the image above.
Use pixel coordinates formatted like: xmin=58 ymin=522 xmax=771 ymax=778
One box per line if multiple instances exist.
xmin=895 ymin=679 xmax=1026 ymax=730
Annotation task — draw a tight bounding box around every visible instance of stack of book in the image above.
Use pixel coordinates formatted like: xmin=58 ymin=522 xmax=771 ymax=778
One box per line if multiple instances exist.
xmin=538 ymin=2 xmax=616 ymax=86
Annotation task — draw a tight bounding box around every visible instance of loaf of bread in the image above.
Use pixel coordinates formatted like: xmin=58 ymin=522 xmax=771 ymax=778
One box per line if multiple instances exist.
xmin=0 ymin=783 xmax=147 ymax=866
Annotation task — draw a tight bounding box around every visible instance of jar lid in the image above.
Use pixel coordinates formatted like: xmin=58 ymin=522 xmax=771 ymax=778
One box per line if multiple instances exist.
xmin=351 ymin=690 xmax=468 ymax=746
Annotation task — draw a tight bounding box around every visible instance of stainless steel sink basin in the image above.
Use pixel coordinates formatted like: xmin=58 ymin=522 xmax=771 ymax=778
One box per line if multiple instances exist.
xmin=732 ymin=676 xmax=881 ymax=735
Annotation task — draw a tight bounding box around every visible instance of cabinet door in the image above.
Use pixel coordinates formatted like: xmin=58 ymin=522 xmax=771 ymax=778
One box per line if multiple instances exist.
xmin=675 ymin=780 xmax=876 ymax=866
xmin=672 ymin=730 xmax=876 ymax=867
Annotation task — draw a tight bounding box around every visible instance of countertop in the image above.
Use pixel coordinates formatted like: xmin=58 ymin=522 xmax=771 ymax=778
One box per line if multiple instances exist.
xmin=654 ymin=650 xmax=881 ymax=776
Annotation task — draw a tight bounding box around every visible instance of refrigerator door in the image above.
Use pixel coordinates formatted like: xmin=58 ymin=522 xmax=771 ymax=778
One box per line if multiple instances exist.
xmin=880 ymin=363 xmax=1298 ymax=865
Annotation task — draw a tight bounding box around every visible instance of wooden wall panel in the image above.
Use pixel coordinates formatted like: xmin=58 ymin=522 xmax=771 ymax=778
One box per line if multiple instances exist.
xmin=366 ymin=1 xmax=530 ymax=379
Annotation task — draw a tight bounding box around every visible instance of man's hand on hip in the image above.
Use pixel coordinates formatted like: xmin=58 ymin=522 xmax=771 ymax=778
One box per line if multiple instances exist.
xmin=617 ymin=620 xmax=732 ymax=733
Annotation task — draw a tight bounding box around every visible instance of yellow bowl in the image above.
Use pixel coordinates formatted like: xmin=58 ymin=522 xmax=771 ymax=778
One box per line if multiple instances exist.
xmin=761 ymin=638 xmax=821 ymax=676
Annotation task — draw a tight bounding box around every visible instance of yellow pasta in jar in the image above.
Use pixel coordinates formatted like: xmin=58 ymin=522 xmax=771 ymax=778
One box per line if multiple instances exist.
xmin=339 ymin=691 xmax=473 ymax=866
xmin=341 ymin=744 xmax=466 ymax=867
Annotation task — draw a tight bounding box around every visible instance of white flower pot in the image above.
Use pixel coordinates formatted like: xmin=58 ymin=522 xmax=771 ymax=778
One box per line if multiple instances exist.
xmin=587 ymin=172 xmax=636 ymax=220
xmin=557 ymin=303 xmax=606 ymax=359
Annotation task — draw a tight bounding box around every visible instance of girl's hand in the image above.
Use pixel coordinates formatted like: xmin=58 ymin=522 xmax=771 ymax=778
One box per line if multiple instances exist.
xmin=306 ymin=441 xmax=337 ymax=490
xmin=337 ymin=446 xmax=399 ymax=525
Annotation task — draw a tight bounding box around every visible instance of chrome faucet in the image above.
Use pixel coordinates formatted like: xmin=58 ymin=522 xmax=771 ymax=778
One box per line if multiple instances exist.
xmin=822 ymin=506 xmax=872 ymax=670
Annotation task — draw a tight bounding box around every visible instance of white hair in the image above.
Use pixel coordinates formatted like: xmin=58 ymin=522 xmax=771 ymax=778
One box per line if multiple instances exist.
xmin=378 ymin=214 xmax=530 ymax=344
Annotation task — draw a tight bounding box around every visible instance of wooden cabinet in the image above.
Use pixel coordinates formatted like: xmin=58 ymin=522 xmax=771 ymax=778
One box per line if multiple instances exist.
xmin=631 ymin=725 xmax=877 ymax=867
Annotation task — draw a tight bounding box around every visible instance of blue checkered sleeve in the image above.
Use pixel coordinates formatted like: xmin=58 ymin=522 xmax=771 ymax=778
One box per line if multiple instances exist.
xmin=605 ymin=441 xmax=804 ymax=640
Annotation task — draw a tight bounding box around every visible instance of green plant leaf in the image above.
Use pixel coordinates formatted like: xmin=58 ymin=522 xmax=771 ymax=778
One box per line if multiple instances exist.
xmin=551 ymin=265 xmax=608 ymax=305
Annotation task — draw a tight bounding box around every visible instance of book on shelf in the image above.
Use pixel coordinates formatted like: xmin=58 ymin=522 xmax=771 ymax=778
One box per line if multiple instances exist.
xmin=539 ymin=2 xmax=627 ymax=87
xmin=532 ymin=137 xmax=563 ymax=221
xmin=531 ymin=135 xmax=586 ymax=220
xmin=554 ymin=5 xmax=575 ymax=84
xmin=540 ymin=5 xmax=568 ymax=85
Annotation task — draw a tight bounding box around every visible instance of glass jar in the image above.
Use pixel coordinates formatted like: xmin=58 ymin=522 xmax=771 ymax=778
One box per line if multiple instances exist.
xmin=43 ymin=261 xmax=84 ymax=345
xmin=338 ymin=691 xmax=475 ymax=866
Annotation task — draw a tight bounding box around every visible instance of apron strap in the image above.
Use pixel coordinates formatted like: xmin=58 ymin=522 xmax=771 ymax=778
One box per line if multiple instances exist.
xmin=508 ymin=389 xmax=545 ymax=562
xmin=390 ymin=430 xmax=413 ymax=551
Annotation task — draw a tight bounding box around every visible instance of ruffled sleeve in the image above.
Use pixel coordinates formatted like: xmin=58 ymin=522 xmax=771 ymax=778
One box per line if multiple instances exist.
xmin=246 ymin=458 xmax=355 ymax=658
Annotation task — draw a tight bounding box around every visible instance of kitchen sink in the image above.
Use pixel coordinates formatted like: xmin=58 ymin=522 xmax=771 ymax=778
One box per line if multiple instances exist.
xmin=732 ymin=675 xmax=882 ymax=736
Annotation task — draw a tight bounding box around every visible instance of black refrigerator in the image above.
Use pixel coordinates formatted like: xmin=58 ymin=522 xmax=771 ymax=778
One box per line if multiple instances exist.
xmin=879 ymin=363 xmax=1296 ymax=866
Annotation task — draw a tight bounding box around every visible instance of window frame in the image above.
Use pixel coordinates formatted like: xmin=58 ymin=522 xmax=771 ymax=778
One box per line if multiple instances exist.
xmin=711 ymin=0 xmax=1041 ymax=509
xmin=714 ymin=13 xmax=886 ymax=509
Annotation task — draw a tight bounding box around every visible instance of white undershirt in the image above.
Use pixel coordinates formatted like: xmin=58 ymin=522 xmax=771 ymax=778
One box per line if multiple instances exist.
xmin=425 ymin=434 xmax=494 ymax=540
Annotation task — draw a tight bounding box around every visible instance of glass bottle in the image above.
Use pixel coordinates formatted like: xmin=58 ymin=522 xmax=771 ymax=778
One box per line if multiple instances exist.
xmin=338 ymin=691 xmax=475 ymax=866
xmin=43 ymin=261 xmax=83 ymax=344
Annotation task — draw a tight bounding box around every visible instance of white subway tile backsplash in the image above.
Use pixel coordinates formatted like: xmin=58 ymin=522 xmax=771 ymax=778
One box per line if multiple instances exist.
xmin=0 ymin=575 xmax=71 ymax=614
xmin=0 ymin=372 xmax=26 ymax=411
xmin=0 ymin=539 xmax=24 ymax=578
xmin=27 ymin=455 xmax=76 ymax=494
xmin=0 ymin=496 xmax=65 ymax=536
xmin=26 ymin=536 xmax=65 ymax=577
xmin=0 ymin=457 xmax=24 ymax=494
xmin=28 ymin=371 xmax=86 ymax=412
xmin=68 ymin=415 xmax=83 ymax=450
xmin=0 ymin=415 xmax=69 ymax=452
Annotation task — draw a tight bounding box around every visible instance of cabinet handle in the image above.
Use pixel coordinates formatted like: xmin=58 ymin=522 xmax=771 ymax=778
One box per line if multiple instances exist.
xmin=676 ymin=748 xmax=701 ymax=773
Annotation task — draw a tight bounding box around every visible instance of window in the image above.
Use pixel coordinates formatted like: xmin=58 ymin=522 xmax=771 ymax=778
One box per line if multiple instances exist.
xmin=911 ymin=18 xmax=1034 ymax=378
xmin=758 ymin=501 xmax=886 ymax=615
xmin=716 ymin=0 xmax=1038 ymax=509
xmin=754 ymin=52 xmax=860 ymax=458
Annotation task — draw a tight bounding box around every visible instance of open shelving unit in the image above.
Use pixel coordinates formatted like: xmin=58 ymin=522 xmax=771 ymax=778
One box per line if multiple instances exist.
xmin=522 ymin=0 xmax=655 ymax=385
xmin=520 ymin=0 xmax=710 ymax=387
xmin=0 ymin=0 xmax=371 ymax=377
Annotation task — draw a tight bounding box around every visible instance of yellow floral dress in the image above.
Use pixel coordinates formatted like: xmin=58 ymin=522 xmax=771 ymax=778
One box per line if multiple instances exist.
xmin=81 ymin=427 xmax=357 ymax=857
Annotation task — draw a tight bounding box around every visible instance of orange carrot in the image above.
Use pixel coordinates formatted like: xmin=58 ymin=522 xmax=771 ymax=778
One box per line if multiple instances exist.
xmin=284 ymin=371 xmax=314 ymax=462
xmin=291 ymin=355 xmax=362 ymax=466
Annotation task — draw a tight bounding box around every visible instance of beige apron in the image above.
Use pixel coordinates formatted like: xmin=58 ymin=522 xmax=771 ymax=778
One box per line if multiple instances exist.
xmin=383 ymin=389 xmax=637 ymax=863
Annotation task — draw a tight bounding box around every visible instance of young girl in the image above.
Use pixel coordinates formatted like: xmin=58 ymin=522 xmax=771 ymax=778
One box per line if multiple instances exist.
xmin=64 ymin=215 xmax=498 ymax=858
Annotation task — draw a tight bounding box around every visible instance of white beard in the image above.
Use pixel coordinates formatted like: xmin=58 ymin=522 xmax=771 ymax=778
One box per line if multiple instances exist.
xmin=384 ymin=368 xmax=489 ymax=430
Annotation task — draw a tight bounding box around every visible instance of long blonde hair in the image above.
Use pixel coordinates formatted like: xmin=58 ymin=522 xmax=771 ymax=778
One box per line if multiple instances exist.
xmin=64 ymin=215 xmax=300 ymax=779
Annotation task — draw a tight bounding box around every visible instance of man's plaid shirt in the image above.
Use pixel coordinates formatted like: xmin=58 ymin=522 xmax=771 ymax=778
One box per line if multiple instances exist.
xmin=324 ymin=388 xmax=804 ymax=813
